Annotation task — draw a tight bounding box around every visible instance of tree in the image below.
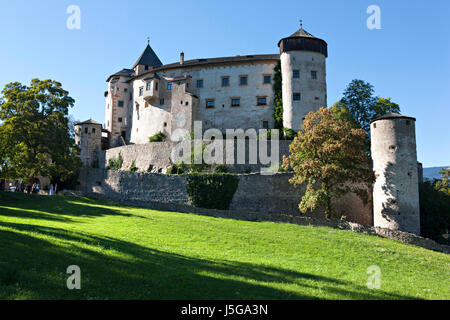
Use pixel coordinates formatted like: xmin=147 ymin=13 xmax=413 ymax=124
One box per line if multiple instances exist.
xmin=0 ymin=79 xmax=81 ymax=184
xmin=435 ymin=168 xmax=450 ymax=195
xmin=340 ymin=79 xmax=400 ymax=135
xmin=282 ymin=107 xmax=375 ymax=218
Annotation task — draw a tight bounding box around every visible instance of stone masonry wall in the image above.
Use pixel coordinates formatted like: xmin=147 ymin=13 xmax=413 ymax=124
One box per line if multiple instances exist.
xmin=79 ymin=168 xmax=373 ymax=226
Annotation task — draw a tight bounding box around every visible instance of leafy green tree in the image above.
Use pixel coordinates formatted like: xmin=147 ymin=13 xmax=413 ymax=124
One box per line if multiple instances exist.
xmin=340 ymin=80 xmax=400 ymax=135
xmin=435 ymin=168 xmax=450 ymax=195
xmin=0 ymin=79 xmax=81 ymax=183
xmin=282 ymin=107 xmax=375 ymax=218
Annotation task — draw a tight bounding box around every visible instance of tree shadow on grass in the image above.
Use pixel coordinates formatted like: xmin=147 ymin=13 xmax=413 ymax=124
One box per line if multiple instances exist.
xmin=0 ymin=221 xmax=420 ymax=300
xmin=0 ymin=192 xmax=138 ymax=221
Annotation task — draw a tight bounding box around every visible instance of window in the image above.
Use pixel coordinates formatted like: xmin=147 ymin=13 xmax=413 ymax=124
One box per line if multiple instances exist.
xmin=167 ymin=82 xmax=173 ymax=90
xmin=315 ymin=97 xmax=319 ymax=101
xmin=262 ymin=121 xmax=269 ymax=129
xmin=160 ymin=98 xmax=165 ymax=105
xmin=263 ymin=75 xmax=271 ymax=84
xmin=84 ymin=127 xmax=88 ymax=133
xmin=257 ymin=97 xmax=267 ymax=106
xmin=239 ymin=75 xmax=248 ymax=86
xmin=145 ymin=66 xmax=149 ymax=70
xmin=196 ymin=79 xmax=203 ymax=88
xmin=293 ymin=92 xmax=301 ymax=101
xmin=118 ymin=100 xmax=124 ymax=107
xmin=185 ymin=101 xmax=189 ymax=106
xmin=124 ymin=88 xmax=128 ymax=92
xmin=311 ymin=71 xmax=317 ymax=79
xmin=155 ymin=82 xmax=158 ymax=90
xmin=221 ymin=76 xmax=230 ymax=87
xmin=293 ymin=70 xmax=300 ymax=78
xmin=206 ymin=99 xmax=215 ymax=108
xmin=231 ymin=98 xmax=240 ymax=107
xmin=146 ymin=82 xmax=151 ymax=91
xmin=92 ymin=128 xmax=96 ymax=133
xmin=139 ymin=87 xmax=144 ymax=96
xmin=118 ymin=117 xmax=123 ymax=122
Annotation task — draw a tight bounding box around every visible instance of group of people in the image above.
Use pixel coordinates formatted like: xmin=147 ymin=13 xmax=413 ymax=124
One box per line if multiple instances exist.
xmin=10 ymin=181 xmax=58 ymax=195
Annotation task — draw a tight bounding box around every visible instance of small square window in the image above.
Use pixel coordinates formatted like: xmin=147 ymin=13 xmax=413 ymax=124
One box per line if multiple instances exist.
xmin=293 ymin=70 xmax=300 ymax=78
xmin=221 ymin=77 xmax=230 ymax=87
xmin=231 ymin=98 xmax=240 ymax=107
xmin=92 ymin=128 xmax=96 ymax=133
xmin=167 ymin=82 xmax=173 ymax=90
xmin=196 ymin=79 xmax=204 ymax=88
xmin=239 ymin=76 xmax=248 ymax=86
xmin=124 ymin=88 xmax=128 ymax=92
xmin=139 ymin=87 xmax=144 ymax=96
xmin=145 ymin=66 xmax=149 ymax=70
xmin=257 ymin=97 xmax=267 ymax=106
xmin=84 ymin=127 xmax=88 ymax=133
xmin=118 ymin=117 xmax=123 ymax=123
xmin=311 ymin=71 xmax=317 ymax=79
xmin=118 ymin=100 xmax=124 ymax=107
xmin=146 ymin=82 xmax=151 ymax=91
xmin=160 ymin=98 xmax=165 ymax=105
xmin=262 ymin=121 xmax=269 ymax=129
xmin=263 ymin=75 xmax=271 ymax=84
xmin=315 ymin=97 xmax=319 ymax=100
xmin=293 ymin=92 xmax=301 ymax=101
xmin=206 ymin=99 xmax=215 ymax=108
xmin=185 ymin=101 xmax=189 ymax=106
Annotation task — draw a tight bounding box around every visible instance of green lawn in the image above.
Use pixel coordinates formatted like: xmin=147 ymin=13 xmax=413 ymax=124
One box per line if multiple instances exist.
xmin=0 ymin=191 xmax=448 ymax=300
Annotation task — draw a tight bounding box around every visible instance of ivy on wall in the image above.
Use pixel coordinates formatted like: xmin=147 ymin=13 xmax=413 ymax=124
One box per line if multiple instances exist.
xmin=186 ymin=173 xmax=239 ymax=210
xmin=273 ymin=61 xmax=283 ymax=130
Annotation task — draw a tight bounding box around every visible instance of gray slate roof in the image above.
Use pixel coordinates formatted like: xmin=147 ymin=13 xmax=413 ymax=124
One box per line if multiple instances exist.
xmin=288 ymin=28 xmax=316 ymax=38
xmin=129 ymin=54 xmax=280 ymax=81
xmin=370 ymin=113 xmax=416 ymax=123
xmin=133 ymin=44 xmax=163 ymax=68
xmin=75 ymin=119 xmax=102 ymax=126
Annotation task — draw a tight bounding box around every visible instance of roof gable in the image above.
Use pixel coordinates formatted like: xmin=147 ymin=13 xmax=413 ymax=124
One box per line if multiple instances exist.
xmin=133 ymin=44 xmax=163 ymax=68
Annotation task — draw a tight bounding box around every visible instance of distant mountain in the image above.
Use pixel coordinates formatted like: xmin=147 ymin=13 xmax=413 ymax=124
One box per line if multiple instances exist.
xmin=423 ymin=166 xmax=450 ymax=181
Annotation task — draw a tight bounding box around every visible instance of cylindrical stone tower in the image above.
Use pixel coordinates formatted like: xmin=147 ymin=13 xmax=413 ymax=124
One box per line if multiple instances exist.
xmin=370 ymin=113 xmax=420 ymax=235
xmin=74 ymin=119 xmax=102 ymax=167
xmin=278 ymin=26 xmax=328 ymax=131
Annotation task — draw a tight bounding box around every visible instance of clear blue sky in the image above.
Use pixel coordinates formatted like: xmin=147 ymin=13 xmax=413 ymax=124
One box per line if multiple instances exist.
xmin=0 ymin=0 xmax=449 ymax=167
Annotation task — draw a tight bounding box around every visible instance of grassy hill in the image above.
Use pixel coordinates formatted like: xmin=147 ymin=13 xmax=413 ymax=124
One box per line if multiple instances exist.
xmin=0 ymin=191 xmax=448 ymax=300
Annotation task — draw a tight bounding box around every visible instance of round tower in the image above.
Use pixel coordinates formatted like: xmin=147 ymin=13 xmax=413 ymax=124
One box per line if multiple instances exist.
xmin=74 ymin=120 xmax=102 ymax=167
xmin=370 ymin=113 xmax=420 ymax=235
xmin=278 ymin=25 xmax=328 ymax=131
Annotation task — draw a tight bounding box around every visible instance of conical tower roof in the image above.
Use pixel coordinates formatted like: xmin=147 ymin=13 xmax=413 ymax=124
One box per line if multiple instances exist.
xmin=133 ymin=44 xmax=163 ymax=68
xmin=278 ymin=25 xmax=328 ymax=57
xmin=288 ymin=27 xmax=316 ymax=38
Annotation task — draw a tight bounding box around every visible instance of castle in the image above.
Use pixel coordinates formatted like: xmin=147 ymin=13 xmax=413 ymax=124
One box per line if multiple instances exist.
xmin=75 ymin=25 xmax=421 ymax=236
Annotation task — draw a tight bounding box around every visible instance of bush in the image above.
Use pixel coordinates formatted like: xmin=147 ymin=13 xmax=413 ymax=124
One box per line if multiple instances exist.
xmin=129 ymin=160 xmax=138 ymax=172
xmin=149 ymin=132 xmax=165 ymax=142
xmin=106 ymin=153 xmax=123 ymax=171
xmin=283 ymin=128 xmax=297 ymax=140
xmin=419 ymin=180 xmax=450 ymax=245
xmin=214 ymin=164 xmax=229 ymax=173
xmin=186 ymin=173 xmax=239 ymax=210
xmin=166 ymin=164 xmax=178 ymax=175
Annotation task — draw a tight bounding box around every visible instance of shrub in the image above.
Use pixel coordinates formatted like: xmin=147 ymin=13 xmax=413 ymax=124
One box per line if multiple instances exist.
xmin=166 ymin=164 xmax=178 ymax=175
xmin=129 ymin=160 xmax=138 ymax=172
xmin=244 ymin=167 xmax=252 ymax=174
xmin=282 ymin=128 xmax=297 ymax=140
xmin=106 ymin=153 xmax=123 ymax=171
xmin=419 ymin=180 xmax=450 ymax=245
xmin=186 ymin=173 xmax=239 ymax=210
xmin=149 ymin=132 xmax=166 ymax=142
xmin=214 ymin=164 xmax=228 ymax=173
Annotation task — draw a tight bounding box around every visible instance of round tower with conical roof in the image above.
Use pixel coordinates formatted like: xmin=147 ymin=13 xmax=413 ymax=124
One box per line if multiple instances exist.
xmin=370 ymin=113 xmax=420 ymax=235
xmin=278 ymin=25 xmax=328 ymax=131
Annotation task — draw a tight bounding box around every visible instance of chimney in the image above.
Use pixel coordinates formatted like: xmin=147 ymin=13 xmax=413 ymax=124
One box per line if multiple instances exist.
xmin=180 ymin=51 xmax=184 ymax=65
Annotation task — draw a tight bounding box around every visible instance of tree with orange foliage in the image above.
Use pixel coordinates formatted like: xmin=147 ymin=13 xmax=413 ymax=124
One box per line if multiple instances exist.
xmin=282 ymin=107 xmax=375 ymax=219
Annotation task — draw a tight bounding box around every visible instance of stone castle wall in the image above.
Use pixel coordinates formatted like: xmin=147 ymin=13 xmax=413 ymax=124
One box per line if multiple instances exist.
xmin=99 ymin=139 xmax=293 ymax=174
xmin=78 ymin=168 xmax=373 ymax=226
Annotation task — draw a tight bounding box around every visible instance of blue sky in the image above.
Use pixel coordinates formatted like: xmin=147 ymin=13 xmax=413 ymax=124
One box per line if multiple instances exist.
xmin=0 ymin=0 xmax=449 ymax=167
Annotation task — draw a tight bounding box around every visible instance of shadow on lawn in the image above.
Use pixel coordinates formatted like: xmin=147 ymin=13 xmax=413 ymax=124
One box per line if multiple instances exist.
xmin=0 ymin=192 xmax=136 ymax=221
xmin=0 ymin=220 xmax=420 ymax=300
